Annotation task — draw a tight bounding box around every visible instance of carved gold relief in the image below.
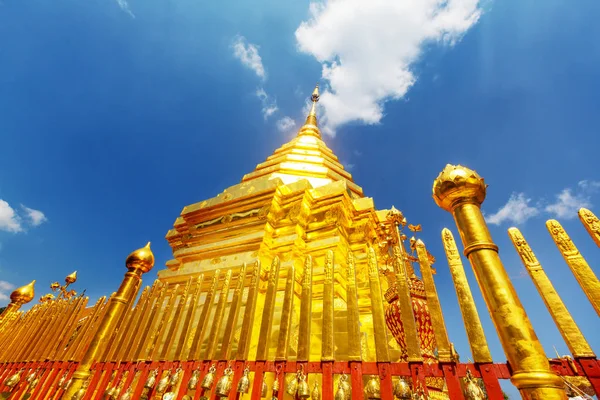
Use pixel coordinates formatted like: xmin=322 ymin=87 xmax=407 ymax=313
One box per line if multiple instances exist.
xmin=547 ymin=220 xmax=578 ymax=255
xmin=579 ymin=208 xmax=600 ymax=246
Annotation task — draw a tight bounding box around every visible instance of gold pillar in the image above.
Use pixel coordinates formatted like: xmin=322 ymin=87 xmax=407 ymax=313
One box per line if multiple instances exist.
xmin=62 ymin=242 xmax=154 ymax=399
xmin=441 ymin=228 xmax=492 ymax=363
xmin=546 ymin=219 xmax=600 ymax=316
xmin=433 ymin=164 xmax=566 ymax=400
xmin=0 ymin=280 xmax=35 ymax=325
xmin=508 ymin=227 xmax=595 ymax=358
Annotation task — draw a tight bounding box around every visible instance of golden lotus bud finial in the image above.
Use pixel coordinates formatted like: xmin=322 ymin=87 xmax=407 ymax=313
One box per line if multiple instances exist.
xmin=125 ymin=242 xmax=155 ymax=273
xmin=432 ymin=164 xmax=487 ymax=211
xmin=10 ymin=280 xmax=35 ymax=305
xmin=65 ymin=271 xmax=77 ymax=285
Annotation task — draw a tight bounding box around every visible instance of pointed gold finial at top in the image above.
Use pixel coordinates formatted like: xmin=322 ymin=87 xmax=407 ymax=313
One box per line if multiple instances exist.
xmin=65 ymin=271 xmax=77 ymax=285
xmin=125 ymin=242 xmax=155 ymax=273
xmin=10 ymin=280 xmax=36 ymax=305
xmin=298 ymin=83 xmax=321 ymax=137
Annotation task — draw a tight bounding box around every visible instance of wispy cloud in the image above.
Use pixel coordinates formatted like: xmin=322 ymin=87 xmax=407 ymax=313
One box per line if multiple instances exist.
xmin=115 ymin=0 xmax=135 ymax=18
xmin=486 ymin=193 xmax=539 ymax=225
xmin=232 ymin=36 xmax=266 ymax=80
xmin=0 ymin=280 xmax=14 ymax=303
xmin=295 ymin=0 xmax=482 ymax=136
xmin=0 ymin=200 xmax=47 ymax=233
xmin=22 ymin=205 xmax=47 ymax=227
xmin=544 ymin=189 xmax=591 ymax=219
xmin=256 ymin=88 xmax=278 ymax=120
xmin=578 ymin=180 xmax=600 ymax=192
xmin=486 ymin=181 xmax=599 ymax=225
xmin=341 ymin=161 xmax=355 ymax=171
xmin=276 ymin=117 xmax=297 ymax=133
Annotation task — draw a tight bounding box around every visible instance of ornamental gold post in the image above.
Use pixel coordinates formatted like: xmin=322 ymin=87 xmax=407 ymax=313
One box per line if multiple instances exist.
xmin=578 ymin=208 xmax=600 ymax=247
xmin=441 ymin=228 xmax=492 ymax=363
xmin=367 ymin=247 xmax=390 ymax=362
xmin=322 ymin=250 xmax=335 ymax=361
xmin=546 ymin=219 xmax=600 ymax=316
xmin=62 ymin=242 xmax=154 ymax=399
xmin=0 ymin=281 xmax=35 ymax=325
xmin=508 ymin=227 xmax=595 ymax=358
xmin=433 ymin=164 xmax=566 ymax=400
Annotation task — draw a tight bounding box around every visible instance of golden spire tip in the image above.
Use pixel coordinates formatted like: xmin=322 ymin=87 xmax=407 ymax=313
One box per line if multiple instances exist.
xmin=311 ymin=84 xmax=319 ymax=102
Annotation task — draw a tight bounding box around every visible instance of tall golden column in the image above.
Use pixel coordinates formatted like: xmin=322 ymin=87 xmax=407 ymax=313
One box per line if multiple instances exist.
xmin=433 ymin=164 xmax=566 ymax=400
xmin=0 ymin=280 xmax=35 ymax=326
xmin=62 ymin=242 xmax=154 ymax=399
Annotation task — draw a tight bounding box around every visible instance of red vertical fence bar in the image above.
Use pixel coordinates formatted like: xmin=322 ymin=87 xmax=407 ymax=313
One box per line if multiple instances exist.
xmin=321 ymin=361 xmax=333 ymax=400
xmin=478 ymin=363 xmax=505 ymax=400
xmin=350 ymin=361 xmax=363 ymax=400
xmin=440 ymin=362 xmax=465 ymax=400
xmin=250 ymin=361 xmax=265 ymax=400
xmin=229 ymin=360 xmax=245 ymax=400
xmin=378 ymin=363 xmax=394 ymax=400
xmin=131 ymin=361 xmax=154 ymax=400
xmin=577 ymin=358 xmax=600 ymax=396
xmin=177 ymin=360 xmax=196 ymax=399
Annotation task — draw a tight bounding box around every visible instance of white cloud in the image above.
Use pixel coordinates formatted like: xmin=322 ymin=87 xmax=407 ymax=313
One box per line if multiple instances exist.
xmin=256 ymin=88 xmax=278 ymax=120
xmin=578 ymin=180 xmax=600 ymax=192
xmin=0 ymin=280 xmax=14 ymax=302
xmin=0 ymin=200 xmax=22 ymax=233
xmin=545 ymin=189 xmax=591 ymax=219
xmin=21 ymin=205 xmax=47 ymax=227
xmin=115 ymin=0 xmax=135 ymax=18
xmin=232 ymin=36 xmax=266 ymax=80
xmin=0 ymin=200 xmax=47 ymax=233
xmin=295 ymin=0 xmax=482 ymax=136
xmin=486 ymin=193 xmax=540 ymax=226
xmin=276 ymin=117 xmax=297 ymax=133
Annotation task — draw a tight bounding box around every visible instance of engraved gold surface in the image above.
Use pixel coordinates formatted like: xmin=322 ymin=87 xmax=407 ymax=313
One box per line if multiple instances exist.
xmin=508 ymin=227 xmax=595 ymax=358
xmin=367 ymin=247 xmax=390 ymax=362
xmin=434 ymin=164 xmax=567 ymax=399
xmin=256 ymin=257 xmax=280 ymax=360
xmin=441 ymin=228 xmax=492 ymax=363
xmin=322 ymin=250 xmax=335 ymax=361
xmin=579 ymin=207 xmax=600 ymax=247
xmin=297 ymin=256 xmax=313 ymax=361
xmin=346 ymin=251 xmax=362 ymax=361
xmin=546 ymin=219 xmax=600 ymax=316
xmin=275 ymin=264 xmax=295 ymax=361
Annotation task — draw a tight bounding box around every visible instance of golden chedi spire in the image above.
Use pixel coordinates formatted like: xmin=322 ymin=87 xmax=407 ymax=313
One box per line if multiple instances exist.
xmin=10 ymin=280 xmax=36 ymax=305
xmin=298 ymin=84 xmax=320 ymax=137
xmin=241 ymin=83 xmax=363 ymax=196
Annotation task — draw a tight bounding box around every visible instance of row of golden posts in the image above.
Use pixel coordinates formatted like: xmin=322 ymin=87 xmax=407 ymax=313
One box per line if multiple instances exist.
xmin=0 ymin=164 xmax=598 ymax=400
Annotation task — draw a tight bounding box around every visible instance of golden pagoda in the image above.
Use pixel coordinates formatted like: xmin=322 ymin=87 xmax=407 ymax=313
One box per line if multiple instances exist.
xmin=0 ymin=85 xmax=598 ymax=400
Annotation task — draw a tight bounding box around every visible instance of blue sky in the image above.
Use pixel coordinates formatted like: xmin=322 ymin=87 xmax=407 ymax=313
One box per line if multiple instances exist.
xmin=1 ymin=0 xmax=599 ymax=396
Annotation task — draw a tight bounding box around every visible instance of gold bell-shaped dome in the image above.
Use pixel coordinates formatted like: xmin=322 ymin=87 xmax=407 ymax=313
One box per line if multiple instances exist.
xmin=125 ymin=242 xmax=155 ymax=273
xmin=10 ymin=280 xmax=35 ymax=305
